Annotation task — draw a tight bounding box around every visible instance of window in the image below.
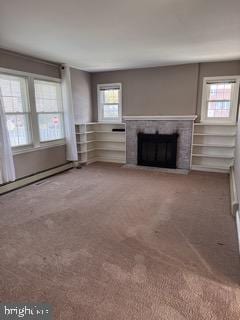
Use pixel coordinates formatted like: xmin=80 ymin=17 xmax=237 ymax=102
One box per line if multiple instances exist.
xmin=98 ymin=83 xmax=122 ymax=122
xmin=34 ymin=80 xmax=64 ymax=142
xmin=0 ymin=69 xmax=65 ymax=152
xmin=201 ymin=77 xmax=240 ymax=123
xmin=0 ymin=74 xmax=31 ymax=147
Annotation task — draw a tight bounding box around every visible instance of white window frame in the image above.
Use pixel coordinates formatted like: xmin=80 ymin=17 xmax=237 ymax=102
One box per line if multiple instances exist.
xmin=34 ymin=79 xmax=65 ymax=143
xmin=201 ymin=76 xmax=240 ymax=124
xmin=0 ymin=73 xmax=33 ymax=150
xmin=0 ymin=67 xmax=65 ymax=154
xmin=97 ymin=83 xmax=122 ymax=122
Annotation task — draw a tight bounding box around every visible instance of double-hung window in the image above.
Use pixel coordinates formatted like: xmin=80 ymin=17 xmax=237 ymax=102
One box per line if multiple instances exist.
xmin=34 ymin=80 xmax=64 ymax=142
xmin=0 ymin=74 xmax=32 ymax=147
xmin=0 ymin=69 xmax=65 ymax=151
xmin=201 ymin=76 xmax=240 ymax=123
xmin=98 ymin=83 xmax=122 ymax=122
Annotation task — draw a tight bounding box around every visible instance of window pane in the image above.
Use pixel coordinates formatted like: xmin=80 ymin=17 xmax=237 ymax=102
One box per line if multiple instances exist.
xmin=98 ymin=84 xmax=121 ymax=121
xmin=102 ymin=89 xmax=119 ymax=104
xmin=103 ymin=104 xmax=119 ymax=118
xmin=36 ymin=98 xmax=58 ymax=112
xmin=2 ymin=96 xmax=23 ymax=113
xmin=207 ymin=101 xmax=231 ymax=118
xmin=208 ymin=83 xmax=233 ymax=100
xmin=0 ymin=74 xmax=28 ymax=112
xmin=38 ymin=113 xmax=64 ymax=142
xmin=6 ymin=114 xmax=31 ymax=147
xmin=34 ymin=80 xmax=62 ymax=112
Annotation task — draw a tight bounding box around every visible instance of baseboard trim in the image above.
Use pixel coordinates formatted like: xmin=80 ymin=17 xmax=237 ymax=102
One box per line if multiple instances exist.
xmin=191 ymin=164 xmax=229 ymax=173
xmin=0 ymin=162 xmax=74 ymax=195
xmin=236 ymin=211 xmax=240 ymax=254
xmin=230 ymin=166 xmax=239 ymax=216
xmin=86 ymin=158 xmax=126 ymax=165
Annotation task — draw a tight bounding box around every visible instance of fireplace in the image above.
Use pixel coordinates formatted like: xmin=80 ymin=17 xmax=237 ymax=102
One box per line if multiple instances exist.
xmin=137 ymin=131 xmax=178 ymax=169
xmin=124 ymin=117 xmax=196 ymax=169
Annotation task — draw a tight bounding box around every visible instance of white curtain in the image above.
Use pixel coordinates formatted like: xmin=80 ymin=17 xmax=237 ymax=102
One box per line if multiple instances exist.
xmin=0 ymin=90 xmax=16 ymax=184
xmin=61 ymin=64 xmax=78 ymax=161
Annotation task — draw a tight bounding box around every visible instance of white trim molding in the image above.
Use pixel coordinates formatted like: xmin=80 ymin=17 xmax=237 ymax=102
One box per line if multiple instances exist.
xmin=230 ymin=166 xmax=239 ymax=216
xmin=201 ymin=75 xmax=240 ymax=124
xmin=229 ymin=166 xmax=240 ymax=254
xmin=0 ymin=67 xmax=65 ymax=154
xmin=97 ymin=83 xmax=122 ymax=122
xmin=0 ymin=163 xmax=73 ymax=195
xmin=236 ymin=211 xmax=240 ymax=254
xmin=123 ymin=115 xmax=197 ymax=121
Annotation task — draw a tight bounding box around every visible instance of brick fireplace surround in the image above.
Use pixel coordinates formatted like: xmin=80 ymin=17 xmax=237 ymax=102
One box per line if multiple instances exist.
xmin=123 ymin=116 xmax=197 ymax=170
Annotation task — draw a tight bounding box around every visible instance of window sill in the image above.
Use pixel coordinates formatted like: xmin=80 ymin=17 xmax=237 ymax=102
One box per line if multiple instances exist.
xmin=12 ymin=140 xmax=66 ymax=155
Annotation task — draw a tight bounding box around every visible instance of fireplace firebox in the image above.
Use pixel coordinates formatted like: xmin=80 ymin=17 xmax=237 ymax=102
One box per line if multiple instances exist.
xmin=137 ymin=131 xmax=178 ymax=168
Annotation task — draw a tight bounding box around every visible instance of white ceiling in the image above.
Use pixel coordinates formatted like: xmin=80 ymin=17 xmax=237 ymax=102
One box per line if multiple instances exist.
xmin=1 ymin=0 xmax=240 ymax=72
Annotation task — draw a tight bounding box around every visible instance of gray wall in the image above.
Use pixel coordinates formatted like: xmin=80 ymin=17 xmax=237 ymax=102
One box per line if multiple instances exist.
xmin=0 ymin=49 xmax=67 ymax=181
xmin=91 ymin=64 xmax=199 ymax=120
xmin=70 ymin=68 xmax=92 ymax=123
xmin=91 ymin=60 xmax=240 ymax=121
xmin=14 ymin=145 xmax=67 ymax=179
xmin=0 ymin=49 xmax=61 ymax=78
xmin=1 ymin=48 xmax=240 ymax=180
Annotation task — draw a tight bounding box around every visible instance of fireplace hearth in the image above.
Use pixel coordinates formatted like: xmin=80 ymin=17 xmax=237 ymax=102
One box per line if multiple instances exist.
xmin=137 ymin=131 xmax=178 ymax=169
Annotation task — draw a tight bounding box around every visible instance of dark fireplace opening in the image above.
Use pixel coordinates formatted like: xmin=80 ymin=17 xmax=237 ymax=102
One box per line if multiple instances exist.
xmin=137 ymin=131 xmax=178 ymax=169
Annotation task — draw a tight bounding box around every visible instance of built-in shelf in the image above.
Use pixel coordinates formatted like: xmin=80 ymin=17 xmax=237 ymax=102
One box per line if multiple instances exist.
xmin=75 ymin=123 xmax=126 ymax=164
xmin=191 ymin=122 xmax=236 ymax=173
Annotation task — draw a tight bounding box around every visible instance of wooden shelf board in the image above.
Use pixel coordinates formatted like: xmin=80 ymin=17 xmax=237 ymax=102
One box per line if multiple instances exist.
xmin=95 ymin=148 xmax=125 ymax=152
xmin=193 ymin=143 xmax=235 ymax=148
xmin=85 ymin=122 xmax=125 ymax=125
xmin=76 ymin=131 xmax=95 ymax=135
xmin=194 ymin=133 xmax=236 ymax=137
xmin=78 ymin=148 xmax=96 ymax=154
xmin=77 ymin=140 xmax=96 ymax=145
xmin=95 ymin=131 xmax=126 ymax=134
xmin=95 ymin=140 xmax=125 ymax=143
xmin=192 ymin=153 xmax=234 ymax=159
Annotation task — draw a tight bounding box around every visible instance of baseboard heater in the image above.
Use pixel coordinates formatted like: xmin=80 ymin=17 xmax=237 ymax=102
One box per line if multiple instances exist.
xmin=230 ymin=166 xmax=239 ymax=216
xmin=229 ymin=166 xmax=240 ymax=255
xmin=0 ymin=162 xmax=74 ymax=195
xmin=236 ymin=211 xmax=240 ymax=255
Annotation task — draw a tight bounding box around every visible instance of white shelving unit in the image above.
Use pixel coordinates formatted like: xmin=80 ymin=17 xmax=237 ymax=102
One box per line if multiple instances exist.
xmin=75 ymin=122 xmax=126 ymax=165
xmin=191 ymin=123 xmax=236 ymax=172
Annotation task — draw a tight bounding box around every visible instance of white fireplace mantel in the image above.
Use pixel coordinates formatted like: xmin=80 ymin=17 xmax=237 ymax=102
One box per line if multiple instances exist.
xmin=123 ymin=115 xmax=197 ymax=121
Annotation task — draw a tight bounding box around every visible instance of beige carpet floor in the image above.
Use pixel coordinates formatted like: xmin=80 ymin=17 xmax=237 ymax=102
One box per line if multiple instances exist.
xmin=0 ymin=163 xmax=239 ymax=319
